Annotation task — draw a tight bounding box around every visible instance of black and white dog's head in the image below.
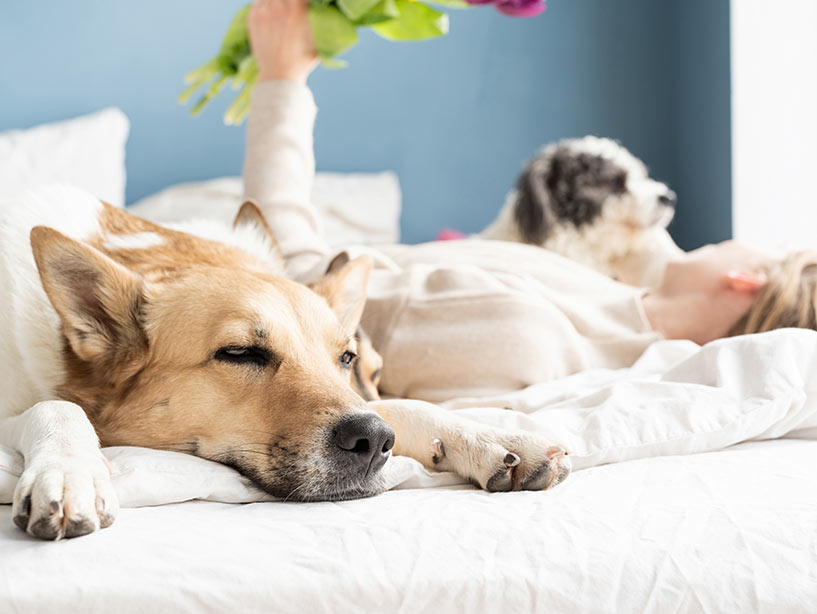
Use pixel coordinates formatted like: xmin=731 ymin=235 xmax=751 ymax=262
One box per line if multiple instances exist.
xmin=482 ymin=136 xmax=682 ymax=286
xmin=513 ymin=136 xmax=676 ymax=244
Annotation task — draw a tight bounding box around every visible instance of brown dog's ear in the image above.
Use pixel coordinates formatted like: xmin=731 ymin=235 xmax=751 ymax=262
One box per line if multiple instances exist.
xmin=233 ymin=200 xmax=282 ymax=259
xmin=325 ymin=251 xmax=351 ymax=275
xmin=234 ymin=199 xmax=266 ymax=229
xmin=311 ymin=254 xmax=372 ymax=337
xmin=30 ymin=226 xmax=148 ymax=364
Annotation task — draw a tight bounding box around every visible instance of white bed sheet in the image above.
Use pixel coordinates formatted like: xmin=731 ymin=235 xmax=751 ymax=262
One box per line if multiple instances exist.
xmin=1 ymin=440 xmax=816 ymax=613
xmin=2 ymin=329 xmax=817 ymax=612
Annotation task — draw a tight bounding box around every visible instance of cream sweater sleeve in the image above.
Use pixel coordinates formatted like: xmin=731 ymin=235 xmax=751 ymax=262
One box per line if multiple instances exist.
xmin=243 ymin=80 xmax=331 ymax=282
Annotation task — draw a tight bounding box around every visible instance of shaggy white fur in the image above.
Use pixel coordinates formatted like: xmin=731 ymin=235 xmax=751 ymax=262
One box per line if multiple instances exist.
xmin=481 ymin=136 xmax=684 ymax=287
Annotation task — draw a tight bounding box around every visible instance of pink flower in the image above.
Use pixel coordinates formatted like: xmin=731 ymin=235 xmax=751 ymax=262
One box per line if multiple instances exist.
xmin=494 ymin=0 xmax=545 ymax=17
xmin=436 ymin=228 xmax=467 ymax=241
xmin=464 ymin=0 xmax=545 ymax=18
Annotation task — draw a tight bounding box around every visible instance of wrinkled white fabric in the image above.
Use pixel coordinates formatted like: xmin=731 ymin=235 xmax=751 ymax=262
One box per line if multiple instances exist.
xmin=1 ymin=439 xmax=815 ymax=613
xmin=3 ymin=329 xmax=817 ymax=612
xmin=2 ymin=329 xmax=817 ymax=506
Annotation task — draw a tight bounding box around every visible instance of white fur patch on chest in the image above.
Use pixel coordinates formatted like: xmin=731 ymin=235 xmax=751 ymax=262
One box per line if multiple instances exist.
xmin=102 ymin=232 xmax=165 ymax=251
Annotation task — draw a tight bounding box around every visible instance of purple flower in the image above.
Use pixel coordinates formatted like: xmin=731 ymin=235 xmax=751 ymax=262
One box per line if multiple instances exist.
xmin=494 ymin=0 xmax=545 ymax=17
xmin=464 ymin=0 xmax=545 ymax=18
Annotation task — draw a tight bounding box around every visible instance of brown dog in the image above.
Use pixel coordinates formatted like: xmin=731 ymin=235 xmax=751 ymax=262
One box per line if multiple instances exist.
xmin=0 ymin=187 xmax=569 ymax=540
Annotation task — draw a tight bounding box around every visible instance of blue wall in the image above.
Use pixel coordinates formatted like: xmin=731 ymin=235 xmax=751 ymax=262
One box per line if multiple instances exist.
xmin=667 ymin=0 xmax=732 ymax=250
xmin=0 ymin=0 xmax=730 ymax=247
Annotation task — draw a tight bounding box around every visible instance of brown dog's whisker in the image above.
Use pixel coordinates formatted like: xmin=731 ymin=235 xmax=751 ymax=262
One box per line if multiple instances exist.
xmin=224 ymin=449 xmax=278 ymax=458
xmin=235 ymin=429 xmax=287 ymax=441
xmin=155 ymin=442 xmax=199 ymax=454
xmin=282 ymin=482 xmax=310 ymax=503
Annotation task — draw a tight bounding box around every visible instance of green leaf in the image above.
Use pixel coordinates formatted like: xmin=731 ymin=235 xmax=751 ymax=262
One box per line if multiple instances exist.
xmin=372 ymin=0 xmax=449 ymax=41
xmin=218 ymin=4 xmax=251 ymax=59
xmin=178 ymin=59 xmax=219 ymax=103
xmin=352 ymin=0 xmax=400 ymax=25
xmin=179 ymin=4 xmax=253 ymax=119
xmin=232 ymin=55 xmax=258 ymax=89
xmin=224 ymin=81 xmax=255 ymax=125
xmin=319 ymin=55 xmax=350 ymax=68
xmin=309 ymin=5 xmax=359 ymax=58
xmin=337 ymin=0 xmax=383 ymax=21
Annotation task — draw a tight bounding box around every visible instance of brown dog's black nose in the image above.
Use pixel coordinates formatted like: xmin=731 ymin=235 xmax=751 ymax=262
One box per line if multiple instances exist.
xmin=332 ymin=414 xmax=395 ymax=477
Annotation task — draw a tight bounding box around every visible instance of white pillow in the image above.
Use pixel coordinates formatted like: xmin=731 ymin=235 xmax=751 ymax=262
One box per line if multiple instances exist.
xmin=0 ymin=108 xmax=129 ymax=207
xmin=128 ymin=173 xmax=401 ymax=247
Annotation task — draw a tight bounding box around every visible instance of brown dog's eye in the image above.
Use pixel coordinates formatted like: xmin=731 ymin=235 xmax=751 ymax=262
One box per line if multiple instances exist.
xmin=215 ymin=346 xmax=271 ymax=367
xmin=340 ymin=351 xmax=357 ymax=368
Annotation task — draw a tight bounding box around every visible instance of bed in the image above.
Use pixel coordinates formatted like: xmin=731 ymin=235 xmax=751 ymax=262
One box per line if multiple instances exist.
xmin=2 ymin=110 xmax=817 ymax=613
xmin=2 ymin=329 xmax=817 ymax=612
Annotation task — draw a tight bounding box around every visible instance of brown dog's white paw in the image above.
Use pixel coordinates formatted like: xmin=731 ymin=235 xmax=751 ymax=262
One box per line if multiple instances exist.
xmin=12 ymin=455 xmax=118 ymax=540
xmin=432 ymin=429 xmax=570 ymax=493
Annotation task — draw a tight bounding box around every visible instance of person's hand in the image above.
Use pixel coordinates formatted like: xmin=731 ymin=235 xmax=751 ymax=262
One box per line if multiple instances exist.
xmin=248 ymin=0 xmax=318 ymax=84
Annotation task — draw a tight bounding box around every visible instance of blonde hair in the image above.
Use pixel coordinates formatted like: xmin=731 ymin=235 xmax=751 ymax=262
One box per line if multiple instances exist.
xmin=730 ymin=251 xmax=817 ymax=335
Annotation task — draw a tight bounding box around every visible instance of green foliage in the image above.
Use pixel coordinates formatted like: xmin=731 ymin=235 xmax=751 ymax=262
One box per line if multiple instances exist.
xmin=337 ymin=0 xmax=383 ymax=21
xmin=352 ymin=0 xmax=401 ymax=25
xmin=310 ymin=5 xmax=360 ymax=58
xmin=372 ymin=0 xmax=448 ymax=41
xmin=178 ymin=5 xmax=256 ymax=125
xmin=180 ymin=0 xmax=463 ymax=124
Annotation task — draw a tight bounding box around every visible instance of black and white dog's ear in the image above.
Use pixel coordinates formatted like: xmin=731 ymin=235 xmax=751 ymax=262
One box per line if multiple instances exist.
xmin=513 ymin=155 xmax=555 ymax=245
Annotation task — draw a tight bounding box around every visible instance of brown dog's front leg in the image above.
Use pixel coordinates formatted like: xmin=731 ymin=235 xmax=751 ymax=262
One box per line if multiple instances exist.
xmin=0 ymin=401 xmax=118 ymax=539
xmin=368 ymin=399 xmax=570 ymax=493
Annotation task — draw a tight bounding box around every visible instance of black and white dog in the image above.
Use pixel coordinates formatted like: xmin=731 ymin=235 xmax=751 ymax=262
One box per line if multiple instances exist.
xmin=481 ymin=136 xmax=683 ymax=287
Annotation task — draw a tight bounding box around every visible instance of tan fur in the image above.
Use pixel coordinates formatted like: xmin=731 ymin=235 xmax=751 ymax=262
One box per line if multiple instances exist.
xmin=32 ymin=203 xmax=379 ymax=500
xmin=310 ymin=251 xmax=383 ymax=401
xmin=236 ymin=211 xmax=385 ymax=403
xmin=93 ymin=203 xmax=274 ymax=279
xmin=351 ymin=328 xmax=382 ymax=402
xmin=310 ymin=255 xmax=372 ymax=340
xmin=7 ymin=195 xmax=570 ymax=541
xmin=234 ymin=200 xmax=283 ymax=259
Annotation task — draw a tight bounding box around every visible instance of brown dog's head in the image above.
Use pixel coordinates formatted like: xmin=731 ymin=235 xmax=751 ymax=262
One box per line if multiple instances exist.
xmin=234 ymin=201 xmax=385 ymax=403
xmin=30 ymin=204 xmax=393 ymax=501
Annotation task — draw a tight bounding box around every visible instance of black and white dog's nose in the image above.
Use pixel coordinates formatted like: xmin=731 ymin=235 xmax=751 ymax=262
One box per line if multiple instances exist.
xmin=332 ymin=414 xmax=395 ymax=476
xmin=658 ymin=190 xmax=677 ymax=207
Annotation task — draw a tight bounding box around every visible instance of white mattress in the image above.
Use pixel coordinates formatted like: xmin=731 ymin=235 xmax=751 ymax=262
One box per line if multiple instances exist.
xmin=3 ymin=329 xmax=817 ymax=612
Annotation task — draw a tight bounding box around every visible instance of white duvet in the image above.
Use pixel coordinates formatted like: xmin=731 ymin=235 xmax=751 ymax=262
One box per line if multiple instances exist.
xmin=2 ymin=329 xmax=817 ymax=612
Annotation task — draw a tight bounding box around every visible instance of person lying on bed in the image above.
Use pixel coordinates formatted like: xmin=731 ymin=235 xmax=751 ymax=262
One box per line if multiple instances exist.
xmin=242 ymin=0 xmax=816 ymax=403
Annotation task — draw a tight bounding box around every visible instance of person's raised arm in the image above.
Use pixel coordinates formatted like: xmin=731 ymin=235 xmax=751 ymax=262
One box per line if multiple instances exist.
xmin=243 ymin=0 xmax=330 ymax=282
